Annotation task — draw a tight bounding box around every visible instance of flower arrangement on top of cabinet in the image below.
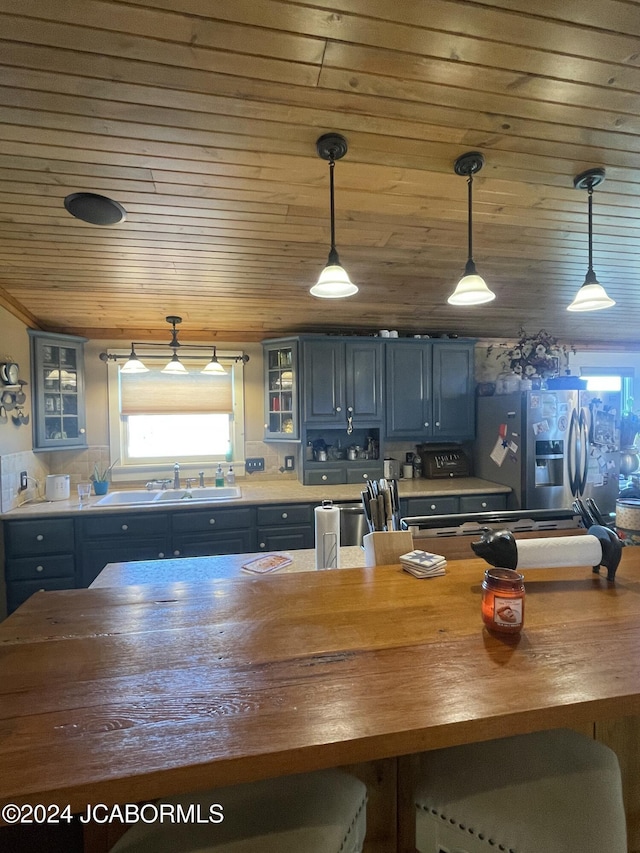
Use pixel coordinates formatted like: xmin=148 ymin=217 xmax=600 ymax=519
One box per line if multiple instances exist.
xmin=487 ymin=328 xmax=575 ymax=379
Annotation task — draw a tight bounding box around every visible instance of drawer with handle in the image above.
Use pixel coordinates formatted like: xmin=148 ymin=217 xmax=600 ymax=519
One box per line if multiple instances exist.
xmin=6 ymin=554 xmax=75 ymax=581
xmin=5 ymin=518 xmax=75 ymax=557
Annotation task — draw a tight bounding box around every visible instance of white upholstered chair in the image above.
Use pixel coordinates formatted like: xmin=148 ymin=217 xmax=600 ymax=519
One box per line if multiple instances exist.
xmin=110 ymin=768 xmax=367 ymax=853
xmin=414 ymin=728 xmax=627 ymax=853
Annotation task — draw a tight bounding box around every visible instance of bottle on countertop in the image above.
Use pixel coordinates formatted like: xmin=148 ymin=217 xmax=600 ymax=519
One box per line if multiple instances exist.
xmin=413 ymin=450 xmax=423 ymax=479
xmin=226 ymin=465 xmax=235 ymax=485
xmin=215 ymin=464 xmax=224 ymax=487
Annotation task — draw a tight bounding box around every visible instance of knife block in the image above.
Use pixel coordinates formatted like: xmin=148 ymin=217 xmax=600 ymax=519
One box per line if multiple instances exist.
xmin=363 ymin=531 xmax=414 ymax=567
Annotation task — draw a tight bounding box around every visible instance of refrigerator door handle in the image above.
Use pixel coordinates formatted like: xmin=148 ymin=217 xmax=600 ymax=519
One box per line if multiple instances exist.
xmin=578 ymin=409 xmax=590 ymax=495
xmin=568 ymin=408 xmax=578 ymax=495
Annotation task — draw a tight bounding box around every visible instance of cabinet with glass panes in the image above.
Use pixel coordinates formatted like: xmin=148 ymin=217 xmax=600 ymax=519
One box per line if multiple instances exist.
xmin=28 ymin=331 xmax=88 ymax=450
xmin=262 ymin=339 xmax=299 ymax=441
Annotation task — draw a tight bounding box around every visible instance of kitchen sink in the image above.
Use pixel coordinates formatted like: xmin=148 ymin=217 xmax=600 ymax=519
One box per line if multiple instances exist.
xmin=95 ymin=486 xmax=241 ymax=507
xmin=154 ymin=486 xmax=242 ymax=502
xmin=95 ymin=490 xmax=161 ymax=506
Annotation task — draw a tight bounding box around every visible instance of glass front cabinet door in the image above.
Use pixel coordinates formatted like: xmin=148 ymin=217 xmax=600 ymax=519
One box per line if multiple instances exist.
xmin=29 ymin=331 xmax=88 ymax=450
xmin=262 ymin=339 xmax=299 ymax=441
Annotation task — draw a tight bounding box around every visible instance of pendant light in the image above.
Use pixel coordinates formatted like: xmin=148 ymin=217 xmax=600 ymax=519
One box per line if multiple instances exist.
xmin=447 ymin=151 xmax=496 ymax=306
xmin=310 ymin=133 xmax=358 ymax=299
xmin=201 ymin=348 xmax=227 ymax=375
xmin=567 ymin=168 xmax=615 ymax=312
xmin=161 ymin=315 xmax=188 ymax=374
xmin=99 ymin=317 xmax=250 ymax=372
xmin=119 ymin=344 xmax=149 ymax=374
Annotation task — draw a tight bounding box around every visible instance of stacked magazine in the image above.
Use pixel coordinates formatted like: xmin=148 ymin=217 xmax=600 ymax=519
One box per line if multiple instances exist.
xmin=399 ymin=549 xmax=447 ymax=578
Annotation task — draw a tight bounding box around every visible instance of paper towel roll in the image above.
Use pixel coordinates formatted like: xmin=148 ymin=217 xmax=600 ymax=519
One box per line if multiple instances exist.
xmin=515 ymin=535 xmax=601 ymax=569
xmin=315 ymin=501 xmax=340 ymax=570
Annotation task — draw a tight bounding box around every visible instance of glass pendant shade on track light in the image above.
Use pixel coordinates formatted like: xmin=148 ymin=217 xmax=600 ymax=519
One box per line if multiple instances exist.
xmin=119 ymin=345 xmax=149 ymax=374
xmin=448 ymin=151 xmax=496 ymax=306
xmin=201 ymin=349 xmax=227 ymax=375
xmin=311 ymin=133 xmax=358 ymax=299
xmin=567 ymin=168 xmax=615 ymax=312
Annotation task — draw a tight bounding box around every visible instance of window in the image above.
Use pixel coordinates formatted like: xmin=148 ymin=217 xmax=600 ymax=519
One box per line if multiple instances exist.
xmin=106 ymin=352 xmax=245 ymax=480
xmin=580 ymin=367 xmax=633 ymax=413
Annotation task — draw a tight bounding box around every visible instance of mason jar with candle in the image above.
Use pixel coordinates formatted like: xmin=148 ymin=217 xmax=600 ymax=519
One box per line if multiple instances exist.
xmin=481 ymin=567 xmax=525 ymax=634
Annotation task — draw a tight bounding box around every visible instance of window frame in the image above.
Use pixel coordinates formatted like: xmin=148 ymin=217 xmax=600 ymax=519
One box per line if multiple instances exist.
xmin=106 ymin=349 xmax=246 ymax=482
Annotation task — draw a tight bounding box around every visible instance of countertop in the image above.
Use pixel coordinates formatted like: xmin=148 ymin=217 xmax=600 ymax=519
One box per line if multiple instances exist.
xmin=91 ymin=546 xmax=366 ymax=587
xmin=1 ymin=476 xmax=509 ymax=519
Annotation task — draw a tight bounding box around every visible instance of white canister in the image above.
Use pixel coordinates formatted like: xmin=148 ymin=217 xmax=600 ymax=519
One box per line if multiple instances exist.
xmin=45 ymin=474 xmax=70 ymax=501
xmin=402 ymin=463 xmax=414 ymax=479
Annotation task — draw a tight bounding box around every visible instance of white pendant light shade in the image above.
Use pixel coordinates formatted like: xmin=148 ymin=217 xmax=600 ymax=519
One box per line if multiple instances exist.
xmin=311 ymin=263 xmax=358 ymax=298
xmin=312 ymin=133 xmax=357 ymax=299
xmin=448 ymin=151 xmax=495 ymax=307
xmin=568 ymin=168 xmax=615 ymax=312
xmin=567 ymin=280 xmax=615 ymax=312
xmin=447 ymin=261 xmax=496 ymax=305
xmin=161 ymin=353 xmax=188 ymax=374
xmin=201 ymin=350 xmax=227 ymax=374
xmin=119 ymin=346 xmax=149 ymax=374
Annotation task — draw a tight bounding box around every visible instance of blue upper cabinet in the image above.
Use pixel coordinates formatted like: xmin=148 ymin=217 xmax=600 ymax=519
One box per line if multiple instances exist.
xmin=262 ymin=339 xmax=300 ymax=441
xmin=384 ymin=340 xmax=476 ymax=442
xmin=302 ymin=337 xmax=383 ymax=427
xmin=29 ymin=331 xmax=88 ymax=451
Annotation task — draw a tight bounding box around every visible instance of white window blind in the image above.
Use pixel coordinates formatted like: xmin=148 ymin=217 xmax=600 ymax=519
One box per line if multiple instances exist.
xmin=120 ymin=369 xmax=232 ymax=415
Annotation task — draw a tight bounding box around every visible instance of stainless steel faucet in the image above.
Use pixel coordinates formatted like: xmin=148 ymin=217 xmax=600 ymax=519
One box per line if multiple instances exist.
xmin=173 ymin=462 xmax=180 ymax=489
xmin=198 ymin=471 xmax=205 ymax=488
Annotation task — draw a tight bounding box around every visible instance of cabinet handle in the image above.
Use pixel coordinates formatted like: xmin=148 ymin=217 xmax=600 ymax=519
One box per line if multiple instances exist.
xmin=209 ymin=518 xmax=216 ymax=525
xmin=121 ymin=524 xmax=128 ymax=531
xmin=322 ymin=474 xmax=328 ymax=481
xmin=281 ymin=512 xmax=288 ymax=519
xmin=424 ymin=422 xmax=429 ymax=427
xmin=158 ymin=552 xmax=165 ymax=558
xmin=79 ymin=428 xmax=86 ymax=434
xmin=36 ymin=534 xmax=44 ymax=541
xmin=260 ymin=542 xmax=266 ymax=548
xmin=264 ymin=423 xmax=268 ymax=429
xmin=362 ymin=473 xmax=369 ymax=479
xmin=481 ymin=501 xmax=487 ymax=508
xmin=36 ymin=565 xmax=44 ymax=573
xmin=335 ymin=406 xmax=342 ymax=413
xmin=173 ymin=550 xmax=180 ymax=556
xmin=435 ymin=421 xmax=440 ymax=427
xmin=430 ymin=504 xmax=436 ymax=510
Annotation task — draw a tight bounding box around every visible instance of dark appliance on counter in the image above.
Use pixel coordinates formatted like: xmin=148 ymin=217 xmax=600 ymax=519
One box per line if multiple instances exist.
xmin=418 ymin=445 xmax=471 ymax=478
xmin=473 ymin=390 xmax=620 ymax=517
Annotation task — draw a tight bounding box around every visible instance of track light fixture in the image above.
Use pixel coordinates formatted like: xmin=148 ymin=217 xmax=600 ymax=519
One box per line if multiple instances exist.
xmin=447 ymin=151 xmax=496 ymax=306
xmin=567 ymin=168 xmax=615 ymax=312
xmin=311 ymin=133 xmax=358 ymax=299
xmin=99 ymin=316 xmax=249 ymax=373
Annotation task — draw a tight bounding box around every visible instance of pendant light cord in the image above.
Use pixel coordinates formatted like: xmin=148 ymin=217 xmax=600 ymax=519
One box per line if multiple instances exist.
xmin=328 ymin=154 xmax=339 ymax=265
xmin=467 ymin=173 xmax=474 ymax=262
xmin=587 ymin=184 xmax=594 ymax=274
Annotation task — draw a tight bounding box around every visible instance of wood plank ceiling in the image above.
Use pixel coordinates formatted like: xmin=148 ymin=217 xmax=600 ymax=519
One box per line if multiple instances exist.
xmin=1 ymin=0 xmax=640 ymax=346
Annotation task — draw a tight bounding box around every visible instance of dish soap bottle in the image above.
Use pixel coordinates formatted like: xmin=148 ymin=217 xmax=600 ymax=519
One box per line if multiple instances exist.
xmin=215 ymin=463 xmax=224 ymax=487
xmin=226 ymin=465 xmax=235 ymax=485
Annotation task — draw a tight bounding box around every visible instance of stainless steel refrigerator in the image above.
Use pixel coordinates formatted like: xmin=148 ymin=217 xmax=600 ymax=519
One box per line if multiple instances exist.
xmin=474 ymin=389 xmax=620 ymax=516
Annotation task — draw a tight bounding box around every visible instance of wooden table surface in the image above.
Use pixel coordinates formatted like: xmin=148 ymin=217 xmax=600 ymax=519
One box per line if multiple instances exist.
xmin=2 ymin=551 xmax=640 ymax=823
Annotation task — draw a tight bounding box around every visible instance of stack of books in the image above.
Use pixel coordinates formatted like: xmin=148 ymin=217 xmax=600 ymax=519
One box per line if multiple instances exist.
xmin=399 ymin=549 xmax=447 ymax=578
